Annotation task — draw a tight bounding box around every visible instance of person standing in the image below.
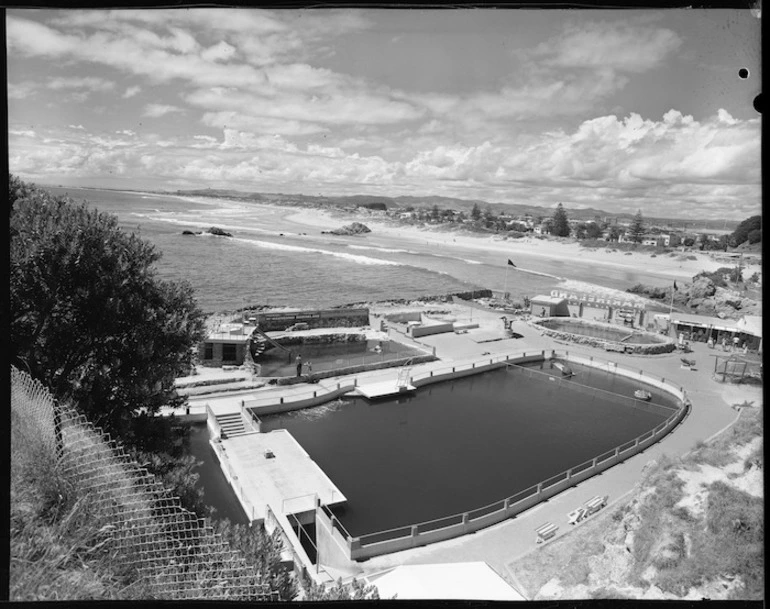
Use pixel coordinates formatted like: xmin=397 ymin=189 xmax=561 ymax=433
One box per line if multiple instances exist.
xmin=733 ymin=335 xmax=740 ymax=352
xmin=296 ymin=354 xmax=303 ymax=377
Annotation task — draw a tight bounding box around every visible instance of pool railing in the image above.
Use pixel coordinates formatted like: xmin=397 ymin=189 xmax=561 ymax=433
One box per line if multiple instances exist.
xmin=303 ymin=350 xmax=690 ymax=561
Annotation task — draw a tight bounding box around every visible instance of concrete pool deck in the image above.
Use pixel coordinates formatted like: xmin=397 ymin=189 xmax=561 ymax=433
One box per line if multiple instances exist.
xmin=176 ymin=307 xmax=761 ymax=593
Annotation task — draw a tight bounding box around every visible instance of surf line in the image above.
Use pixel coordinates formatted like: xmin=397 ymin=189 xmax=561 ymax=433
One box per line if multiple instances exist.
xmin=512 ymin=266 xmax=562 ymax=280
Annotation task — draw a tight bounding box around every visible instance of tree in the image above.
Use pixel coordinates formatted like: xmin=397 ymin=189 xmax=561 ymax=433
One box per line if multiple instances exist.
xmin=747 ymin=229 xmax=761 ymax=244
xmin=551 ymin=203 xmax=570 ymax=237
xmin=628 ymin=210 xmax=645 ymax=243
xmin=215 ymin=520 xmax=297 ymax=600
xmin=607 ymin=225 xmax=622 ymax=241
xmin=730 ymin=215 xmax=761 ymax=246
xmin=10 ymin=177 xmax=207 ymax=441
xmin=575 ymin=222 xmax=587 ymax=240
xmin=585 ymin=222 xmax=603 ymax=240
xmin=470 ymin=202 xmax=481 ymax=221
xmin=304 ymin=577 xmax=380 ymax=600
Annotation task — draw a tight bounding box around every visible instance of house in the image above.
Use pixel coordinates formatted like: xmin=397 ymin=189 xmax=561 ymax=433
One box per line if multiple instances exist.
xmin=199 ymin=323 xmax=253 ymax=366
xmin=530 ymin=295 xmax=569 ymax=317
xmin=657 ymin=233 xmax=681 ymax=247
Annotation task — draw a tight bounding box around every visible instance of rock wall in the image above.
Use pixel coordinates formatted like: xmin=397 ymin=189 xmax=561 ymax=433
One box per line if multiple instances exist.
xmin=533 ymin=321 xmax=676 ymax=355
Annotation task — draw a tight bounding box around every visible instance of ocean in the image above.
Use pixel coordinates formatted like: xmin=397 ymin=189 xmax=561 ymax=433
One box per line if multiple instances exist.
xmin=45 ymin=187 xmax=668 ymax=314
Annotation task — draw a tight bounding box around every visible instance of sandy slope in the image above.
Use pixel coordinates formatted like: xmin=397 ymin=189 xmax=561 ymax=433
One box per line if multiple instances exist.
xmin=283 ymin=207 xmax=761 ymax=286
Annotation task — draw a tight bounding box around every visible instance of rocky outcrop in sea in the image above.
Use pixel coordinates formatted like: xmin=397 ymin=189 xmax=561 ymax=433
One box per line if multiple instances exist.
xmin=322 ymin=222 xmax=371 ymax=235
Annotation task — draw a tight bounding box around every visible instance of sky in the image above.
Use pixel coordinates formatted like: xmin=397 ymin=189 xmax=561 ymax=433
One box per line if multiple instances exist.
xmin=6 ymin=8 xmax=762 ymax=220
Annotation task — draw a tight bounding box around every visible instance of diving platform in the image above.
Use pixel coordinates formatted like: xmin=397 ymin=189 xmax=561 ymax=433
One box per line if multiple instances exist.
xmin=356 ymin=380 xmax=417 ymax=399
xmin=216 ymin=429 xmax=346 ymax=522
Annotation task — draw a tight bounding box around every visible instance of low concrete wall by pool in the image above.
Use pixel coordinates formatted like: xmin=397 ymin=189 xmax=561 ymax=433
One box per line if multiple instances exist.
xmin=410 ymin=322 xmax=455 ymax=338
xmin=532 ymin=317 xmax=675 ymax=355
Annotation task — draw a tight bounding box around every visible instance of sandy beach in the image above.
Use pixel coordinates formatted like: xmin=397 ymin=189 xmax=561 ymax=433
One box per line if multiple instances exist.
xmin=283 ymin=207 xmax=761 ymax=287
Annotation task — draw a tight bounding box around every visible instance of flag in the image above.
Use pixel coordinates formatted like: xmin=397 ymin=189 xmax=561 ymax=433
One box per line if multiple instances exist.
xmin=507 ymin=259 xmax=516 ymax=267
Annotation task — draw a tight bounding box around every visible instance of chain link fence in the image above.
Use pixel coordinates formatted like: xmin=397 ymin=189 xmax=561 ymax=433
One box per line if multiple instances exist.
xmin=11 ymin=366 xmax=278 ymax=601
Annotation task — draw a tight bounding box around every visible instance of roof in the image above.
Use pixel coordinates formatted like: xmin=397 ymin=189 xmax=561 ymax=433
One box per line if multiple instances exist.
xmin=736 ymin=315 xmax=762 ymax=338
xmin=672 ymin=313 xmax=762 ymax=337
xmin=206 ymin=323 xmax=254 ymax=342
xmin=367 ymin=562 xmax=525 ymax=601
xmin=671 ymin=313 xmax=738 ymax=332
xmin=531 ymin=295 xmax=566 ymax=305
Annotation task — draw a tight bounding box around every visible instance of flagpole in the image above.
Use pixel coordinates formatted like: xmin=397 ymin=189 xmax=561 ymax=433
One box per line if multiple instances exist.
xmin=503 ymin=264 xmax=509 ymax=301
xmin=669 ymin=282 xmax=675 ymax=315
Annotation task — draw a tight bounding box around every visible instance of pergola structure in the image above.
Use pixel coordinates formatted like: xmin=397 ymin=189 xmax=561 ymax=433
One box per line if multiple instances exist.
xmin=712 ymin=353 xmax=763 ymax=384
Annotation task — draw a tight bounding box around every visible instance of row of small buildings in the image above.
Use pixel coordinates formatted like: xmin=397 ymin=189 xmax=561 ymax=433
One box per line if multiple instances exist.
xmin=529 ymin=292 xmax=762 ymax=353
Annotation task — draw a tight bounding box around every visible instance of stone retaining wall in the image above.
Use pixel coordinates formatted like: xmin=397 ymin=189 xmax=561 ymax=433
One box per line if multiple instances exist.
xmin=532 ymin=319 xmax=675 ymax=355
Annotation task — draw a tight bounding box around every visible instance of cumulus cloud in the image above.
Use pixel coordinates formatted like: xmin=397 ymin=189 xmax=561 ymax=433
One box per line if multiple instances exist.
xmin=142 ymin=103 xmax=184 ymax=118
xmin=5 ymin=11 xmax=759 ymax=219
xmin=531 ymin=20 xmax=682 ymax=73
xmin=201 ymin=40 xmax=237 ymax=62
xmin=48 ymin=76 xmax=115 ymax=91
xmin=7 ymin=81 xmax=39 ymax=99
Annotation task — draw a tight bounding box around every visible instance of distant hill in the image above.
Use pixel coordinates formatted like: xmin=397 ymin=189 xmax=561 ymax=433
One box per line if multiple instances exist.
xmin=166 ymin=188 xmax=739 ymax=231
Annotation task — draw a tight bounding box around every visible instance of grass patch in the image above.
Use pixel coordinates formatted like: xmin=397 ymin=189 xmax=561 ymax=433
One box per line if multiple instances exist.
xmin=689 ymin=406 xmax=762 ymax=468
xmin=508 ymin=507 xmax=613 ymax=593
xmin=10 ymin=408 xmax=147 ymax=600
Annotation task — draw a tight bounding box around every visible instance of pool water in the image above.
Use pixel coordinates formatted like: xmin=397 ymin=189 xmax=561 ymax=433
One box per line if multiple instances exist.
xmin=260 ymin=361 xmax=676 ymax=536
xmin=255 ymin=338 xmax=425 ymax=377
xmin=539 ymin=319 xmax=667 ymax=344
xmin=188 ymin=423 xmax=250 ymax=524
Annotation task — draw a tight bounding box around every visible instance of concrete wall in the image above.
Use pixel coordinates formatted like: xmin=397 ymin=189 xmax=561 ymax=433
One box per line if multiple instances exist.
xmin=315 ymin=506 xmax=356 ymax=572
xmin=383 ymin=311 xmax=422 ymax=324
xmin=199 ymin=341 xmax=248 ymax=367
xmin=410 ymin=322 xmax=455 ymax=338
xmin=245 ymin=383 xmax=356 ymax=416
xmin=254 ymin=308 xmax=370 ymax=332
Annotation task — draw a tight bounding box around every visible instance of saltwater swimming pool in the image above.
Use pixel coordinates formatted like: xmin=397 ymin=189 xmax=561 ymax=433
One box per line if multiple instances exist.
xmin=258 ymin=360 xmax=677 ymax=536
xmin=254 ymin=338 xmax=426 ymax=377
xmin=534 ymin=318 xmax=675 ymax=354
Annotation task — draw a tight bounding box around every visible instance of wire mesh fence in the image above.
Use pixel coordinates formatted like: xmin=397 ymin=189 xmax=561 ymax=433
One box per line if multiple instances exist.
xmin=10 ymin=366 xmax=279 ymax=601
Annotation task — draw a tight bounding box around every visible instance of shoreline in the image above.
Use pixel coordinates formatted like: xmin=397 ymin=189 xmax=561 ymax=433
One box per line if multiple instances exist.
xmin=281 ymin=206 xmax=761 ymax=284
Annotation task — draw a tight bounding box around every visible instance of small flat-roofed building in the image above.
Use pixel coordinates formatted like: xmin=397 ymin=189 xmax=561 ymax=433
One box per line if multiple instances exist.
xmin=530 ymin=295 xmax=569 ymax=317
xmin=199 ymin=322 xmax=253 ymax=366
xmin=670 ymin=312 xmax=762 ymax=352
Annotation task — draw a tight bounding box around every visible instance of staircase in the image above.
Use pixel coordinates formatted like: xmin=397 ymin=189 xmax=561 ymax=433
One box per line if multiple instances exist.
xmin=396 ymin=358 xmax=414 ymax=390
xmin=251 ymin=334 xmax=268 ymax=358
xmin=216 ymin=412 xmax=247 ymax=438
